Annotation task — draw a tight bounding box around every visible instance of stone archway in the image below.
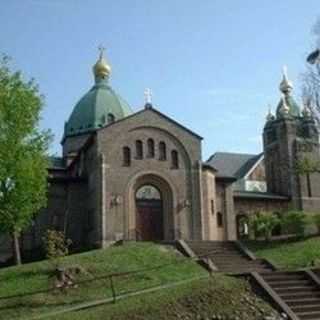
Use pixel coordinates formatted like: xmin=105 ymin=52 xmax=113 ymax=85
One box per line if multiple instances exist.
xmin=131 ymin=174 xmax=174 ymax=241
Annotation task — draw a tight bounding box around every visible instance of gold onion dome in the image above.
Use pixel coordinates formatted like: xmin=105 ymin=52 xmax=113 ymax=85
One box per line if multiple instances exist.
xmin=93 ymin=47 xmax=111 ymax=79
xmin=63 ymin=47 xmax=133 ymax=140
xmin=279 ymin=65 xmax=293 ymax=94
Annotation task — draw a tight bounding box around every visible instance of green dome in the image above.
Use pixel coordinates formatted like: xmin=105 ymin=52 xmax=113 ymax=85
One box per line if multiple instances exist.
xmin=276 ymin=94 xmax=300 ymax=118
xmin=64 ymin=51 xmax=133 ymax=139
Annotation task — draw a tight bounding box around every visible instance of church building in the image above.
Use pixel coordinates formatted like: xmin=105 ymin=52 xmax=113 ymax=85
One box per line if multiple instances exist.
xmin=1 ymin=50 xmax=320 ymax=259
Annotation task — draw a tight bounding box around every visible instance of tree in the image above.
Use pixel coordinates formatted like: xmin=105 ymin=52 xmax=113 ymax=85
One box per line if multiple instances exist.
xmin=280 ymin=211 xmax=309 ymax=238
xmin=303 ymin=17 xmax=320 ymax=122
xmin=248 ymin=212 xmax=280 ymax=241
xmin=0 ymin=55 xmax=51 ymax=264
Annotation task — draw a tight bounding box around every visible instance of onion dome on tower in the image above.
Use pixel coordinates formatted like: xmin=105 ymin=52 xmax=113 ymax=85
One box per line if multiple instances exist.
xmin=63 ymin=48 xmax=133 ymax=140
xmin=276 ymin=66 xmax=300 ymax=118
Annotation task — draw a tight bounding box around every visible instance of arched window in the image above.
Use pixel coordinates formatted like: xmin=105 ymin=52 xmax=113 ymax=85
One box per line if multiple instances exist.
xmin=159 ymin=141 xmax=166 ymax=160
xmin=135 ymin=140 xmax=143 ymax=159
xmin=123 ymin=146 xmax=131 ymax=166
xmin=171 ymin=150 xmax=179 ymax=169
xmin=217 ymin=212 xmax=223 ymax=227
xmin=147 ymin=138 xmax=155 ymax=158
xmin=107 ymin=113 xmax=115 ymax=124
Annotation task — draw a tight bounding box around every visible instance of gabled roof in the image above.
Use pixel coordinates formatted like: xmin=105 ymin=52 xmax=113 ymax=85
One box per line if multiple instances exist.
xmin=99 ymin=106 xmax=203 ymax=140
xmin=205 ymin=152 xmax=263 ymax=179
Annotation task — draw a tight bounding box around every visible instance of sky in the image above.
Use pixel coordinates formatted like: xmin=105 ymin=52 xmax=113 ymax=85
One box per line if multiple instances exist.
xmin=0 ymin=0 xmax=319 ymax=159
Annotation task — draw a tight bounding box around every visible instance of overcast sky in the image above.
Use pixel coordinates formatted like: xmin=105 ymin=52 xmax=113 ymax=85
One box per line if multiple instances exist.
xmin=1 ymin=0 xmax=319 ymax=159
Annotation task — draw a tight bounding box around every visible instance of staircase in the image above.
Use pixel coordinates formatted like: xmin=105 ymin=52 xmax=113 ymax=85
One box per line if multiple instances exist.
xmin=259 ymin=271 xmax=320 ymax=320
xmin=180 ymin=241 xmax=320 ymax=320
xmin=185 ymin=241 xmax=273 ymax=274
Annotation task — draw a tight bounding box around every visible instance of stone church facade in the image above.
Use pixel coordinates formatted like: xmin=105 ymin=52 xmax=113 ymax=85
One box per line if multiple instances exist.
xmin=1 ymin=52 xmax=320 ymax=260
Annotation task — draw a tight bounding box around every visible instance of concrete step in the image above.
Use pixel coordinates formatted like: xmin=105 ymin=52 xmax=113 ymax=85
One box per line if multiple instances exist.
xmin=286 ymin=298 xmax=320 ymax=306
xmin=276 ymin=286 xmax=319 ymax=295
xmin=266 ymin=279 xmax=312 ymax=288
xmin=279 ymin=291 xmax=320 ymax=300
xmin=291 ymin=304 xmax=320 ymax=313
xmin=295 ymin=311 xmax=320 ymax=320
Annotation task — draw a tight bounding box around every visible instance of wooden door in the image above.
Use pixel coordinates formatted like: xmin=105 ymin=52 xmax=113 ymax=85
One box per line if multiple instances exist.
xmin=136 ymin=199 xmax=163 ymax=241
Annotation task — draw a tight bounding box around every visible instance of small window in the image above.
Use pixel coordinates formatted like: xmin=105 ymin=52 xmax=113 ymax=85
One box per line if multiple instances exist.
xmin=107 ymin=113 xmax=115 ymax=123
xmin=147 ymin=138 xmax=155 ymax=158
xmin=211 ymin=200 xmax=214 ymax=215
xmin=159 ymin=141 xmax=166 ymax=160
xmin=171 ymin=150 xmax=179 ymax=169
xmin=217 ymin=212 xmax=223 ymax=227
xmin=135 ymin=140 xmax=143 ymax=159
xmin=123 ymin=146 xmax=131 ymax=166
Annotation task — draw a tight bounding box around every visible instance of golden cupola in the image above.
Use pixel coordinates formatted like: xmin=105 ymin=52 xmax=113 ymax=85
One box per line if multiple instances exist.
xmin=93 ymin=47 xmax=111 ymax=80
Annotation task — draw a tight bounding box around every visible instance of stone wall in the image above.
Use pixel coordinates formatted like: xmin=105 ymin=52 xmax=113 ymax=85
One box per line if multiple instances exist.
xmin=96 ymin=108 xmax=203 ymax=242
xmin=234 ymin=197 xmax=289 ymax=215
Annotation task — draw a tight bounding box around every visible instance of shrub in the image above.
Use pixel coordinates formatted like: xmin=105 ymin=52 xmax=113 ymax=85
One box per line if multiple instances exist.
xmin=42 ymin=229 xmax=72 ymax=266
xmin=280 ymin=211 xmax=308 ymax=238
xmin=248 ymin=212 xmax=280 ymax=241
xmin=311 ymin=214 xmax=320 ymax=234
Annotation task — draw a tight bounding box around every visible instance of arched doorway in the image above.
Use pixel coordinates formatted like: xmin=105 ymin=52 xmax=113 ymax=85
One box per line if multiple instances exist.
xmin=129 ymin=173 xmax=174 ymax=241
xmin=236 ymin=214 xmax=249 ymax=239
xmin=135 ymin=185 xmax=164 ymax=241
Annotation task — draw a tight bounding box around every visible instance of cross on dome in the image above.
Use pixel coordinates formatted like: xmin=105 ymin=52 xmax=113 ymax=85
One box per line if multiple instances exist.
xmin=93 ymin=45 xmax=111 ymax=80
xmin=144 ymin=88 xmax=153 ymax=104
xmin=98 ymin=45 xmax=106 ymax=59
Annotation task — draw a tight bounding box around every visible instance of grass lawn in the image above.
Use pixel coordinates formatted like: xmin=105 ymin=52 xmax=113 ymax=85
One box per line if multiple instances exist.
xmin=0 ymin=242 xmax=206 ymax=320
xmin=49 ymin=276 xmax=277 ymax=320
xmin=246 ymin=236 xmax=320 ymax=270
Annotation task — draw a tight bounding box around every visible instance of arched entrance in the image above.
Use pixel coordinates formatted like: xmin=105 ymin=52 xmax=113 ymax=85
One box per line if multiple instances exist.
xmin=135 ymin=185 xmax=163 ymax=241
xmin=132 ymin=174 xmax=174 ymax=241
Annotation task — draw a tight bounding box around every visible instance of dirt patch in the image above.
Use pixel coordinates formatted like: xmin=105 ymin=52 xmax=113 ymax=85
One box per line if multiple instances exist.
xmin=106 ymin=277 xmax=281 ymax=320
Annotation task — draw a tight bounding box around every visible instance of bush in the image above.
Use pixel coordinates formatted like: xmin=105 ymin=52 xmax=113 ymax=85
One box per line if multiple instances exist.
xmin=42 ymin=229 xmax=72 ymax=266
xmin=280 ymin=211 xmax=308 ymax=238
xmin=248 ymin=212 xmax=280 ymax=241
xmin=311 ymin=214 xmax=320 ymax=234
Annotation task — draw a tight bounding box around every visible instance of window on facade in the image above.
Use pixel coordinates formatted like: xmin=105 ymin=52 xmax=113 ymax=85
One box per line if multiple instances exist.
xmin=123 ymin=146 xmax=131 ymax=166
xmin=107 ymin=113 xmax=115 ymax=124
xmin=171 ymin=150 xmax=179 ymax=169
xmin=135 ymin=140 xmax=143 ymax=159
xmin=307 ymin=173 xmax=312 ymax=197
xmin=217 ymin=212 xmax=223 ymax=227
xmin=147 ymin=138 xmax=155 ymax=158
xmin=211 ymin=200 xmax=214 ymax=215
xmin=159 ymin=141 xmax=167 ymax=160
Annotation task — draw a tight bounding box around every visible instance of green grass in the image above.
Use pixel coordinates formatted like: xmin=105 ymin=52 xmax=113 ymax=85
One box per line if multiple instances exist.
xmin=48 ymin=276 xmax=276 ymax=320
xmin=0 ymin=242 xmax=206 ymax=320
xmin=246 ymin=236 xmax=320 ymax=270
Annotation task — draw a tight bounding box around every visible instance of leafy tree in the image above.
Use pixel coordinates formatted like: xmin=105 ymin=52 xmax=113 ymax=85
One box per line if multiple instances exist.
xmin=248 ymin=212 xmax=280 ymax=241
xmin=302 ymin=17 xmax=320 ymax=121
xmin=0 ymin=55 xmax=51 ymax=264
xmin=280 ymin=211 xmax=309 ymax=238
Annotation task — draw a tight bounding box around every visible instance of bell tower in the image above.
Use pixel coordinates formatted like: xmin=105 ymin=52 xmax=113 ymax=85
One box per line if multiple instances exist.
xmin=263 ymin=67 xmax=320 ymax=210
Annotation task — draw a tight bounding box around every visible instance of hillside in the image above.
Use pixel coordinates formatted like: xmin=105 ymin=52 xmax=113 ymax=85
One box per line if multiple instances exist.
xmin=246 ymin=236 xmax=320 ymax=270
xmin=0 ymin=242 xmax=280 ymax=320
xmin=0 ymin=242 xmax=205 ymax=320
xmin=51 ymin=276 xmax=278 ymax=320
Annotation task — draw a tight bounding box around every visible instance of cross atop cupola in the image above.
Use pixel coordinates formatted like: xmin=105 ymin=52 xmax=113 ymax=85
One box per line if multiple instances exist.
xmin=144 ymin=88 xmax=153 ymax=109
